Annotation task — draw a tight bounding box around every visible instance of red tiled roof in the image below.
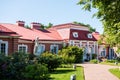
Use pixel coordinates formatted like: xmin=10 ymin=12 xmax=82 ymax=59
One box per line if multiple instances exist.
xmin=32 ymin=28 xmax=63 ymax=41
xmin=92 ymin=32 xmax=100 ymax=40
xmin=70 ymin=29 xmax=97 ymax=41
xmin=0 ymin=23 xmax=62 ymax=41
xmin=0 ymin=25 xmax=20 ymax=37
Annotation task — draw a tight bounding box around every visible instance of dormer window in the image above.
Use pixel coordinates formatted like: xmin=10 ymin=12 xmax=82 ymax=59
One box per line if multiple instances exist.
xmin=87 ymin=33 xmax=92 ymax=38
xmin=73 ymin=32 xmax=78 ymax=38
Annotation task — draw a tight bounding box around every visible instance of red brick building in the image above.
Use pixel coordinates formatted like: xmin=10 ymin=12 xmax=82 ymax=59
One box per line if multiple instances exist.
xmin=1 ymin=21 xmax=107 ymax=60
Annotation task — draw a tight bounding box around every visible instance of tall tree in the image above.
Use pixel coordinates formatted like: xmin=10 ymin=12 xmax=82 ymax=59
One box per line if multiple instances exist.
xmin=78 ymin=0 xmax=120 ymax=54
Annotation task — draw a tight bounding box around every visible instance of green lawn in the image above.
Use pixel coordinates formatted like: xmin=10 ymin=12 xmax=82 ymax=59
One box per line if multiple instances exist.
xmin=50 ymin=66 xmax=84 ymax=80
xmin=100 ymin=62 xmax=120 ymax=66
xmin=109 ymin=68 xmax=120 ymax=79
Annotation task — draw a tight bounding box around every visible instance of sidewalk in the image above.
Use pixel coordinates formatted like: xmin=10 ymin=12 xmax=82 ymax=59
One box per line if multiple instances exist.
xmin=79 ymin=63 xmax=120 ymax=80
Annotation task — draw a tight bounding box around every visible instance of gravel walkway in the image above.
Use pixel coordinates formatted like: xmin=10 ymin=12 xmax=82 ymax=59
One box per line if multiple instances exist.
xmin=79 ymin=63 xmax=120 ymax=80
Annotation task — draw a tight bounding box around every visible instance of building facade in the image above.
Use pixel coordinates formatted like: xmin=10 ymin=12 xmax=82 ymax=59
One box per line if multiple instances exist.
xmin=0 ymin=21 xmax=114 ymax=61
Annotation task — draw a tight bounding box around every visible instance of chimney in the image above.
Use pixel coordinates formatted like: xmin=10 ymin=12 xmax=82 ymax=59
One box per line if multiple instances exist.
xmin=16 ymin=21 xmax=25 ymax=27
xmin=31 ymin=22 xmax=41 ymax=29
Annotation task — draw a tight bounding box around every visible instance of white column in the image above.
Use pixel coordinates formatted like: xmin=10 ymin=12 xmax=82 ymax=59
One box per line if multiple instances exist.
xmin=96 ymin=42 xmax=99 ymax=60
xmin=80 ymin=41 xmax=82 ymax=48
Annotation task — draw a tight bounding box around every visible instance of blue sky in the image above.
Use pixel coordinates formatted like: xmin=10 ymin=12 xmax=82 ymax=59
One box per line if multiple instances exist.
xmin=0 ymin=0 xmax=103 ymax=33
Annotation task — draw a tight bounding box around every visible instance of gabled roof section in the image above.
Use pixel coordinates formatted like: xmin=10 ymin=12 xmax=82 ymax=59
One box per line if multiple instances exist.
xmin=70 ymin=29 xmax=97 ymax=41
xmin=0 ymin=24 xmax=20 ymax=37
xmin=0 ymin=23 xmax=61 ymax=41
xmin=51 ymin=23 xmax=89 ymax=31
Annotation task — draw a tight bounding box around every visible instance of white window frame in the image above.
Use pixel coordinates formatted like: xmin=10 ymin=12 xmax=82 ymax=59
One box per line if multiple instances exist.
xmin=69 ymin=40 xmax=74 ymax=46
xmin=73 ymin=32 xmax=78 ymax=38
xmin=0 ymin=40 xmax=8 ymax=56
xmin=18 ymin=44 xmax=28 ymax=53
xmin=87 ymin=33 xmax=93 ymax=38
xmin=50 ymin=44 xmax=59 ymax=54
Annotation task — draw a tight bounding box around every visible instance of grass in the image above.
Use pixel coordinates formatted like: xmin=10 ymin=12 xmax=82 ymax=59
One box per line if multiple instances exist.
xmin=100 ymin=62 xmax=120 ymax=66
xmin=109 ymin=68 xmax=120 ymax=79
xmin=50 ymin=66 xmax=84 ymax=80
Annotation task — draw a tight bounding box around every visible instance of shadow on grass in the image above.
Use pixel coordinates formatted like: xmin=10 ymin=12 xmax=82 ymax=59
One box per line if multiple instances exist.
xmin=51 ymin=69 xmax=75 ymax=74
xmin=50 ymin=69 xmax=75 ymax=80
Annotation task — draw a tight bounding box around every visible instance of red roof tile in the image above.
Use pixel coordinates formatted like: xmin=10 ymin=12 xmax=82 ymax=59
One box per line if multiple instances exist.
xmin=0 ymin=23 xmax=61 ymax=41
xmin=0 ymin=25 xmax=20 ymax=37
xmin=92 ymin=32 xmax=100 ymax=40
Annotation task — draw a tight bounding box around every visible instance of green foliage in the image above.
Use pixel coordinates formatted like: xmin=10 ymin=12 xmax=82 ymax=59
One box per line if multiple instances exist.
xmin=92 ymin=54 xmax=97 ymax=59
xmin=50 ymin=66 xmax=84 ymax=80
xmin=104 ymin=60 xmax=116 ymax=63
xmin=59 ymin=46 xmax=83 ymax=63
xmin=0 ymin=52 xmax=50 ymax=80
xmin=38 ymin=52 xmax=62 ymax=71
xmin=41 ymin=23 xmax=53 ymax=29
xmin=23 ymin=64 xmax=50 ymax=80
xmin=90 ymin=59 xmax=98 ymax=64
xmin=78 ymin=0 xmax=120 ymax=52
xmin=73 ymin=21 xmax=96 ymax=32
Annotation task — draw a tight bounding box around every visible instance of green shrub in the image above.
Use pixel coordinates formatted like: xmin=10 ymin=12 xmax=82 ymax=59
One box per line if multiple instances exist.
xmin=92 ymin=54 xmax=97 ymax=59
xmin=23 ymin=64 xmax=50 ymax=80
xmin=90 ymin=59 xmax=98 ymax=64
xmin=38 ymin=52 xmax=62 ymax=71
xmin=116 ymin=57 xmax=120 ymax=62
xmin=6 ymin=52 xmax=29 ymax=80
xmin=59 ymin=46 xmax=83 ymax=63
xmin=0 ymin=52 xmax=50 ymax=80
xmin=105 ymin=60 xmax=116 ymax=63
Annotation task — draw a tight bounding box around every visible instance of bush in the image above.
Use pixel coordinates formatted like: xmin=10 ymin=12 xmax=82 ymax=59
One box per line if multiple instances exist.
xmin=92 ymin=54 xmax=97 ymax=59
xmin=23 ymin=64 xmax=50 ymax=80
xmin=105 ymin=60 xmax=116 ymax=63
xmin=5 ymin=52 xmax=29 ymax=80
xmin=59 ymin=46 xmax=83 ymax=63
xmin=0 ymin=52 xmax=50 ymax=80
xmin=90 ymin=59 xmax=98 ymax=64
xmin=38 ymin=52 xmax=62 ymax=71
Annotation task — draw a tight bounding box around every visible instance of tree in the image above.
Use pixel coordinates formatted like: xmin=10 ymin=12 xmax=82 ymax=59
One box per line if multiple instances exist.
xmin=41 ymin=23 xmax=53 ymax=29
xmin=78 ymin=0 xmax=120 ymax=54
xmin=73 ymin=21 xmax=96 ymax=32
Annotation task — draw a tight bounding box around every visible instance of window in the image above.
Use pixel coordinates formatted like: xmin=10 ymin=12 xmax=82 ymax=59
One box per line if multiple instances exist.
xmin=73 ymin=32 xmax=78 ymax=38
xmin=50 ymin=44 xmax=58 ymax=54
xmin=35 ymin=44 xmax=45 ymax=55
xmin=1 ymin=43 xmax=6 ymax=53
xmin=70 ymin=40 xmax=74 ymax=46
xmin=101 ymin=48 xmax=106 ymax=57
xmin=18 ymin=44 xmax=28 ymax=53
xmin=87 ymin=33 xmax=92 ymax=38
xmin=0 ymin=40 xmax=8 ymax=56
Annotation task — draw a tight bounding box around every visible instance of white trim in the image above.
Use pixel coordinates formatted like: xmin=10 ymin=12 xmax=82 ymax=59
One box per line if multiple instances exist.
xmin=87 ymin=33 xmax=93 ymax=38
xmin=73 ymin=32 xmax=78 ymax=38
xmin=39 ymin=41 xmax=63 ymax=44
xmin=18 ymin=44 xmax=28 ymax=53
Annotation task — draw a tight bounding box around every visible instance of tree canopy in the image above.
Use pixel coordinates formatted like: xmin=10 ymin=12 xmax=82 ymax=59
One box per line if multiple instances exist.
xmin=78 ymin=0 xmax=120 ymax=50
xmin=73 ymin=21 xmax=96 ymax=32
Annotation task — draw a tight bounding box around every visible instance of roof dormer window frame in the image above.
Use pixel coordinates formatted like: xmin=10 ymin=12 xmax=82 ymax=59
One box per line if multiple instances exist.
xmin=73 ymin=32 xmax=78 ymax=38
xmin=87 ymin=33 xmax=92 ymax=38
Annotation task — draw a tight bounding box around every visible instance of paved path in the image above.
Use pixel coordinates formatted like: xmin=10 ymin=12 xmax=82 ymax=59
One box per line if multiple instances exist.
xmin=78 ymin=63 xmax=120 ymax=80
